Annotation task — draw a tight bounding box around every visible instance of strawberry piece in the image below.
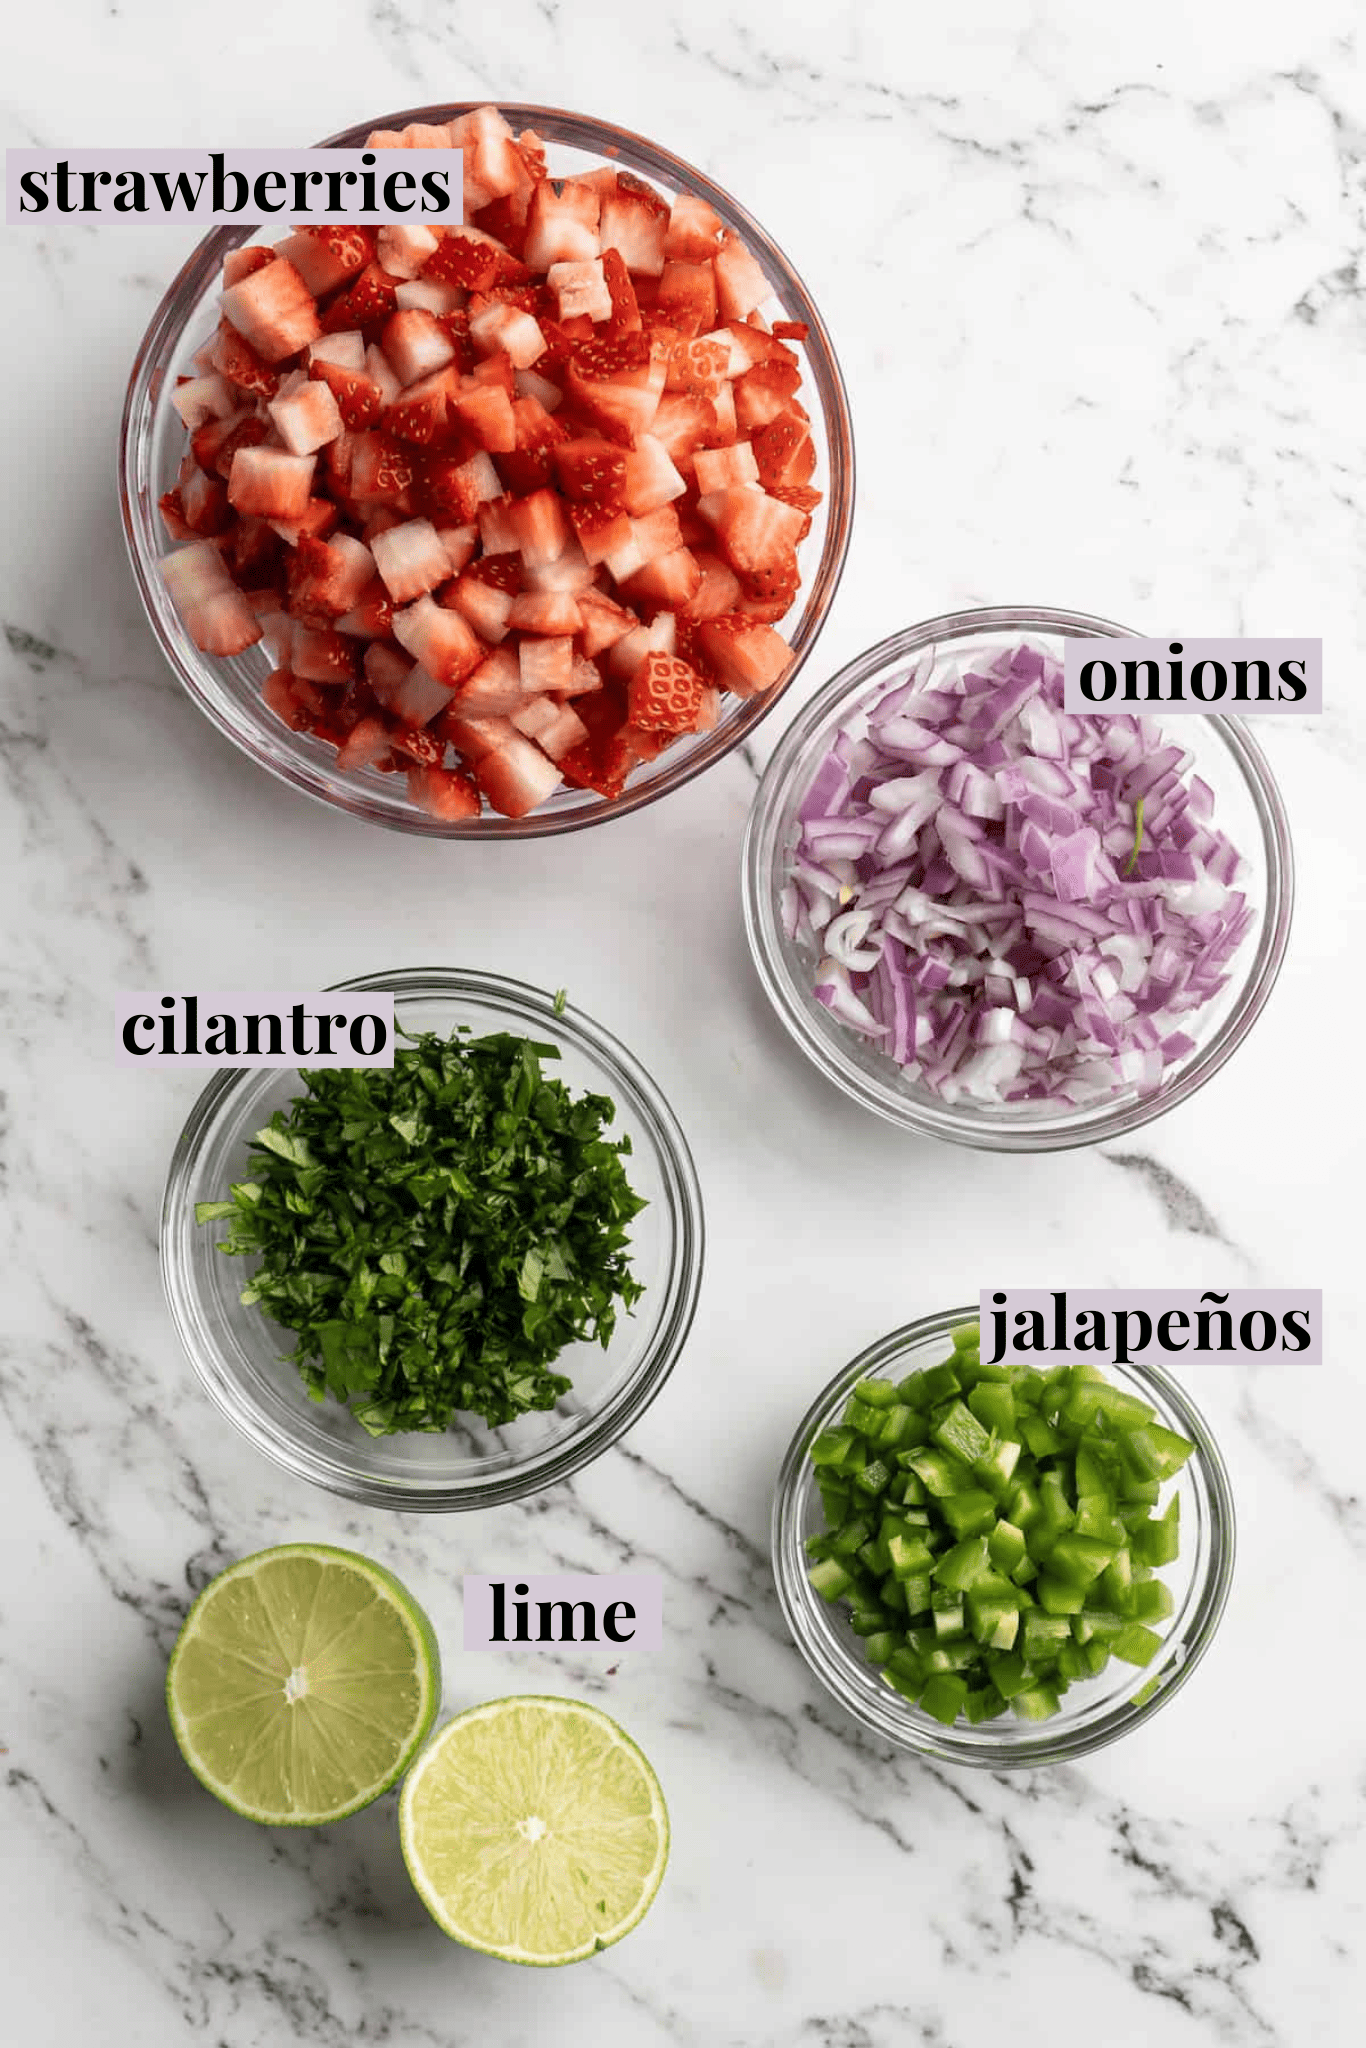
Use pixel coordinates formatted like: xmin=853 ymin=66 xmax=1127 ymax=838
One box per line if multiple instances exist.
xmin=664 ymin=192 xmax=725 ymax=262
xmin=371 ymin=518 xmax=454 ymax=603
xmin=600 ymin=185 xmax=668 ymax=278
xmin=627 ymin=651 xmax=705 ymax=734
xmin=389 ymin=722 xmax=445 ymax=766
xmin=211 ymin=321 xmax=281 ymax=399
xmin=563 ymin=335 xmax=666 ymax=446
xmin=546 ymin=257 xmax=613 ymax=324
xmin=469 ymin=194 xmax=529 ymax=259
xmin=713 ymin=233 xmax=770 ymax=320
xmin=509 ymin=590 xmax=581 ymax=636
xmin=419 ymin=448 xmax=496 ymax=522
xmin=162 ymin=541 xmax=264 ymax=657
xmin=221 ymin=257 xmax=320 ymax=363
xmin=509 ymin=487 xmax=570 ymax=569
xmin=268 ymin=376 xmax=344 ymax=456
xmin=694 ymin=441 xmax=759 ymax=493
xmin=262 ymin=668 xmax=312 ymax=730
xmin=377 ymin=223 xmax=440 ymax=279
xmin=524 ymin=180 xmax=601 ymax=269
xmin=291 ymin=625 xmax=358 ymax=684
xmin=405 ymin=763 xmax=482 ymax=820
xmin=221 ymin=245 xmax=276 ymax=287
xmin=620 ymin=546 xmax=701 ymax=612
xmin=569 ymin=501 xmax=633 ymax=565
xmin=447 ymin=570 xmax=515 ymax=644
xmin=336 ymin=577 xmax=396 ymax=639
xmin=752 ymin=413 xmax=816 ymax=488
xmin=382 ymin=308 xmax=456 ymax=387
xmin=226 ymin=516 xmax=285 ymax=589
xmin=362 ymin=642 xmax=412 ymax=702
xmin=476 ymin=733 xmax=563 ymax=817
xmin=385 ymin=367 xmax=463 ymax=447
xmin=448 ymin=646 xmax=530 ymax=717
xmin=600 ymin=246 xmax=641 ymax=331
xmin=682 ymin=550 xmax=743 ymax=621
xmin=511 ymin=695 xmax=589 ymax=761
xmin=286 ymin=533 xmax=375 ymax=623
xmin=425 ymin=228 xmax=509 ymax=293
xmin=349 ymin=432 xmax=419 ymax=511
xmin=178 ymin=466 xmax=232 ymax=536
xmin=772 ymin=319 xmax=810 ymax=342
xmin=496 ymin=394 xmax=568 ymax=493
xmin=158 ymin=488 xmax=192 ymax=541
xmin=734 ymin=361 xmax=807 ymax=434
xmin=435 ymin=708 xmax=517 ymax=760
xmin=765 ymin=481 xmax=819 ymax=541
xmin=656 ymin=261 xmax=717 ymax=337
xmin=698 ymin=484 xmax=805 ymax=586
xmin=336 ymin=714 xmax=395 ymax=772
xmin=452 ymin=381 xmax=517 ymax=452
xmin=552 ymin=436 xmax=628 ymax=506
xmin=468 ymin=298 xmax=546 ymax=369
xmin=518 ymin=636 xmax=575 ymax=693
xmin=391 ymin=592 xmax=484 ymax=687
xmin=696 ymin=614 xmax=792 ymax=696
xmin=620 ymin=434 xmax=687 ymax=515
xmin=319 ymin=263 xmax=401 ymax=336
xmin=277 ymin=226 xmax=374 ymax=299
xmin=227 ymin=447 xmax=316 ymax=522
xmin=309 ymin=355 xmax=386 ymax=430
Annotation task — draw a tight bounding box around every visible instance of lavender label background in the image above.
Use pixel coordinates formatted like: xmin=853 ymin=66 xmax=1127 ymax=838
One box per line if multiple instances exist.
xmin=463 ymin=1574 xmax=663 ymax=1652
xmin=7 ymin=150 xmax=461 ymax=225
xmin=116 ymin=992 xmax=394 ymax=1067
xmin=980 ymin=1288 xmax=1323 ymax=1364
xmin=1063 ymin=637 xmax=1321 ymax=714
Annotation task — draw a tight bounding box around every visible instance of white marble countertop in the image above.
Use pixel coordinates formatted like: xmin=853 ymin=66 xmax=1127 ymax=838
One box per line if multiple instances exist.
xmin=3 ymin=3 xmax=1364 ymax=2042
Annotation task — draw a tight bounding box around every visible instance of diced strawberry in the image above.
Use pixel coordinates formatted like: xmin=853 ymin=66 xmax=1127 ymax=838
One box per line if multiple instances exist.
xmin=268 ymin=375 xmax=344 ymax=455
xmin=577 ymin=590 xmax=638 ymax=656
xmin=694 ymin=440 xmax=759 ymax=493
xmin=599 ymin=184 xmax=668 ymax=278
xmin=664 ymin=192 xmax=725 ymax=261
xmin=563 ymin=333 xmax=666 ymax=446
xmin=518 ymin=636 xmax=575 ymax=694
xmin=468 ymin=298 xmax=546 ymax=369
xmin=772 ymin=319 xmax=809 ymax=342
xmin=158 ymin=489 xmax=192 ymax=540
xmin=221 ymin=245 xmax=276 ymax=287
xmin=508 ymin=487 xmax=570 ymax=569
xmin=696 ymin=614 xmax=792 ymax=696
xmin=319 ymin=263 xmax=401 ymax=336
xmin=468 ymin=194 xmax=529 ymax=258
xmin=447 ymin=569 xmax=515 ymax=643
xmin=426 ymin=226 xmax=518 ymax=292
xmin=395 ymin=276 xmax=466 ymax=317
xmin=385 ymin=366 xmax=462 ymax=446
xmin=405 ymin=763 xmax=482 ymax=820
xmin=268 ymin=495 xmax=339 ymax=548
xmin=363 ymin=642 xmax=412 ymax=701
xmin=647 ymin=392 xmax=715 ymax=471
xmin=178 ymin=465 xmax=232 ymax=536
xmin=336 ymin=577 xmax=396 ymax=639
xmin=221 ymin=257 xmax=320 ymax=363
xmin=289 ymin=625 xmax=357 ymax=683
xmin=620 ymin=434 xmax=687 ymax=515
xmin=226 ymin=515 xmax=285 ymax=589
xmin=476 ymin=733 xmax=563 ymax=817
xmin=509 ymin=589 xmax=581 ymax=636
xmin=520 ymin=540 xmax=595 ymax=595
xmin=452 ymin=380 xmax=517 ymax=452
xmin=682 ymin=549 xmax=743 ymax=621
xmin=546 ymin=257 xmax=613 ymax=324
xmin=627 ymin=651 xmax=705 ymax=733
xmin=392 ymin=593 xmax=484 ymax=686
xmin=608 ymin=612 xmax=676 ymax=680
xmin=437 ymin=524 xmax=479 ymax=574
xmin=162 ymin=541 xmax=264 ymax=657
xmin=713 ymin=233 xmax=770 ymax=320
xmin=390 ymin=663 xmax=455 ymax=728
xmin=421 ymin=447 xmax=501 ymax=521
xmin=211 ymin=320 xmax=282 ymax=399
xmin=349 ymin=432 xmax=419 ymax=511
xmin=461 ymin=104 xmax=532 ymax=206
xmin=336 ymin=714 xmax=394 ymax=771
xmin=620 ymin=545 xmax=701 ymax=612
xmin=286 ymin=533 xmax=375 ymax=623
xmin=227 ymin=446 xmax=315 ymax=521
xmin=569 ymin=501 xmax=634 ymax=565
xmin=436 ymin=709 xmax=517 ymax=760
xmin=511 ymin=695 xmax=589 ymax=760
xmin=382 ymin=308 xmax=456 ymax=387
xmin=553 ymin=436 xmax=627 ymax=506
xmin=371 ymin=517 xmax=454 ymax=603
xmin=448 ymin=646 xmax=530 ymax=717
xmin=496 ymin=394 xmax=566 ymax=493
xmin=262 ymin=668 xmax=312 ymax=729
xmin=377 ymin=223 xmax=441 ymax=278
xmin=752 ymin=415 xmax=816 ymax=489
xmin=524 ymin=181 xmax=601 ymax=269
xmin=478 ymin=495 xmax=522 ymax=555
xmin=171 ymin=372 xmax=237 ymax=432
xmin=468 ymin=348 xmax=518 ymax=395
xmin=310 ymin=355 xmax=386 ymax=430
xmin=733 ymin=360 xmax=806 ymax=433
xmin=364 ymin=344 xmax=403 ymax=410
xmin=656 ymin=261 xmax=717 ymax=336
xmin=309 ymin=329 xmax=366 ymax=372
xmin=698 ymin=484 xmax=805 ymax=591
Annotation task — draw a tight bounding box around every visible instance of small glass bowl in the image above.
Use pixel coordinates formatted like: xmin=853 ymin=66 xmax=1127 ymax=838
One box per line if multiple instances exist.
xmin=119 ymin=103 xmax=854 ymax=839
xmin=742 ymin=606 xmax=1294 ymax=1151
xmin=771 ymin=1306 xmax=1236 ymax=1768
xmin=160 ymin=968 xmax=704 ymax=1509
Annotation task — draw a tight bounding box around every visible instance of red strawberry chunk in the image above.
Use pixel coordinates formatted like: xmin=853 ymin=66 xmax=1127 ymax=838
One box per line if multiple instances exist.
xmin=553 ymin=436 xmax=628 ymax=506
xmin=696 ymin=614 xmax=792 ymax=696
xmin=524 ymin=180 xmax=601 ymax=269
xmin=162 ymin=541 xmax=264 ymax=657
xmin=449 ymin=646 xmax=530 ymax=717
xmin=752 ymin=415 xmax=816 ymax=489
xmin=349 ymin=432 xmax=419 ymax=510
xmin=425 ymin=228 xmax=513 ymax=292
xmin=627 ymin=651 xmax=705 ymax=733
xmin=518 ymin=637 xmax=575 ymax=694
xmin=453 ymin=381 xmax=517 ymax=452
xmin=336 ymin=577 xmax=396 ymax=639
xmin=377 ymin=223 xmax=441 ymax=278
xmin=468 ymin=298 xmax=546 ymax=369
xmin=664 ymin=193 xmax=725 ymax=262
xmin=392 ymin=593 xmax=483 ymax=686
xmin=421 ymin=448 xmax=500 ymax=521
xmin=211 ymin=320 xmax=281 ymax=399
xmin=221 ymin=245 xmax=276 ymax=287
xmin=221 ymin=257 xmax=320 ymax=363
xmin=405 ymin=763 xmax=482 ymax=820
xmin=713 ymin=234 xmax=770 ymax=319
xmin=290 ymin=625 xmax=358 ymax=683
xmin=599 ymin=187 xmax=667 ymax=278
xmin=620 ymin=545 xmax=701 ymax=612
xmin=620 ymin=434 xmax=686 ymax=515
xmin=320 ymin=263 xmax=401 ymax=336
xmin=286 ymin=533 xmax=374 ymax=623
xmin=475 ymin=733 xmax=563 ymax=817
xmin=511 ymin=695 xmax=589 ymax=760
xmin=600 ymin=246 xmax=642 ymax=331
xmin=656 ymin=261 xmax=717 ymax=336
xmin=227 ymin=446 xmax=316 ymax=522
xmin=309 ymin=355 xmax=386 ymax=430
xmin=448 ymin=571 xmax=515 ymax=644
xmin=268 ymin=376 xmax=344 ymax=455
xmin=336 ymin=714 xmax=394 ymax=772
xmin=371 ymin=518 xmax=454 ymax=603
xmin=546 ymin=257 xmax=613 ymax=324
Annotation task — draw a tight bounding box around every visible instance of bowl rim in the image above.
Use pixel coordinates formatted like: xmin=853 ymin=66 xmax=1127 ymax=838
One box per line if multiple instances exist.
xmin=159 ymin=965 xmax=705 ymax=1509
xmin=118 ymin=101 xmax=856 ymax=840
xmin=770 ymin=1303 xmax=1238 ymax=1768
xmin=741 ymin=604 xmax=1296 ymax=1152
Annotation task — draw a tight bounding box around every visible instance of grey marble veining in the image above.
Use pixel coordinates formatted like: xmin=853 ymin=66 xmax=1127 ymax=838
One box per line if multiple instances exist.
xmin=3 ymin=3 xmax=1365 ymax=2044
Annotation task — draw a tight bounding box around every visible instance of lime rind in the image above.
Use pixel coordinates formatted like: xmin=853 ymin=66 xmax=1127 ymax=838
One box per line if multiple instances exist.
xmin=166 ymin=1542 xmax=441 ymax=1826
xmin=399 ymin=1695 xmax=669 ymax=1966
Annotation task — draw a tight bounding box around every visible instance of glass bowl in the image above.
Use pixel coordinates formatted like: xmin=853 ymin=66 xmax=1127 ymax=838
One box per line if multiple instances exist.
xmin=119 ymin=103 xmax=854 ymax=839
xmin=771 ymin=1306 xmax=1236 ymax=1768
xmin=742 ymin=606 xmax=1294 ymax=1152
xmin=160 ymin=968 xmax=704 ymax=1509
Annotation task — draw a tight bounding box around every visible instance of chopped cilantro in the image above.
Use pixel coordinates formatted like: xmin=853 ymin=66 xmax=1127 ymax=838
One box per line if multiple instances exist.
xmin=195 ymin=1028 xmax=647 ymax=1435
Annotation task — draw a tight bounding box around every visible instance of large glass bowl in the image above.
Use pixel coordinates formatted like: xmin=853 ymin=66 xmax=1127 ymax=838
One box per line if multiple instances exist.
xmin=160 ymin=969 xmax=704 ymax=1509
xmin=742 ymin=607 xmax=1294 ymax=1152
xmin=119 ymin=104 xmax=854 ymax=838
xmin=771 ymin=1306 xmax=1236 ymax=1768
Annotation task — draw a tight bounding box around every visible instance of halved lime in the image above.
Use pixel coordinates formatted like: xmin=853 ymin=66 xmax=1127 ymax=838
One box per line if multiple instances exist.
xmin=166 ymin=1543 xmax=440 ymax=1825
xmin=399 ymin=1695 xmax=669 ymax=1965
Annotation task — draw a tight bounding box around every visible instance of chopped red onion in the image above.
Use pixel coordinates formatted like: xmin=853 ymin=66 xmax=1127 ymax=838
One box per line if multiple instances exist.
xmin=781 ymin=638 xmax=1253 ymax=1110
